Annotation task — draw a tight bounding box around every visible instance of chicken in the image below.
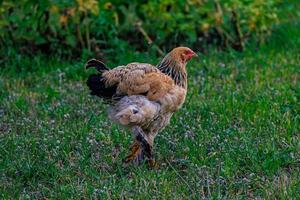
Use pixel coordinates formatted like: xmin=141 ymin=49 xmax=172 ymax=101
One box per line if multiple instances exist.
xmin=86 ymin=47 xmax=197 ymax=166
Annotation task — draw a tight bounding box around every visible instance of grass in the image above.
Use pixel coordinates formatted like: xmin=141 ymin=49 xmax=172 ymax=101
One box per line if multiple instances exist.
xmin=1 ymin=21 xmax=299 ymax=199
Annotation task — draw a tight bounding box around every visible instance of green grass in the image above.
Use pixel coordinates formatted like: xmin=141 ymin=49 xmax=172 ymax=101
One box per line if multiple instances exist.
xmin=1 ymin=21 xmax=299 ymax=199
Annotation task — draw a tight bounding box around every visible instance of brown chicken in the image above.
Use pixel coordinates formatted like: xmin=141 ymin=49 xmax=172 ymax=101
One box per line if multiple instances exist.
xmin=86 ymin=47 xmax=197 ymax=166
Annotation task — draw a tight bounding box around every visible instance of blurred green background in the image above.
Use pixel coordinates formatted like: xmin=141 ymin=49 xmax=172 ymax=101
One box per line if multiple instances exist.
xmin=0 ymin=0 xmax=291 ymax=58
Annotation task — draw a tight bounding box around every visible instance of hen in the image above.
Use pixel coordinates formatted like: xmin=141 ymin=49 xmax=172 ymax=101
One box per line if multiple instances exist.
xmin=86 ymin=47 xmax=197 ymax=166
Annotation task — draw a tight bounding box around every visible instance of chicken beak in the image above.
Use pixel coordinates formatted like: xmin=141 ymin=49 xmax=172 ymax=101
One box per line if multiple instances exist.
xmin=192 ymin=52 xmax=199 ymax=61
xmin=186 ymin=51 xmax=198 ymax=61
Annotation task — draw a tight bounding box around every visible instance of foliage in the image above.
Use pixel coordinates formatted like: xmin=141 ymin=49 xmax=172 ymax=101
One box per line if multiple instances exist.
xmin=0 ymin=0 xmax=282 ymax=56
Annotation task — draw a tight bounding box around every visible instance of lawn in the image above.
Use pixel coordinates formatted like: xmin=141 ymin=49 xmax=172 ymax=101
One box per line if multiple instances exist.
xmin=0 ymin=21 xmax=299 ymax=199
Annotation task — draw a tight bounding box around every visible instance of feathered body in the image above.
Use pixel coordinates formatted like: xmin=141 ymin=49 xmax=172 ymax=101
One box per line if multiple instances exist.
xmin=86 ymin=47 xmax=197 ymax=165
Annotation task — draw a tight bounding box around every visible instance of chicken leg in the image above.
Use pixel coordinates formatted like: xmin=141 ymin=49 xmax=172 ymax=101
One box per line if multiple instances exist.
xmin=124 ymin=126 xmax=154 ymax=166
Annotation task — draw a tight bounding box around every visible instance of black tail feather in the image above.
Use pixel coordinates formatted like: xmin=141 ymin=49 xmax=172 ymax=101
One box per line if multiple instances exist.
xmin=85 ymin=59 xmax=117 ymax=100
xmin=86 ymin=74 xmax=117 ymax=101
xmin=85 ymin=59 xmax=109 ymax=72
xmin=85 ymin=59 xmax=116 ymax=102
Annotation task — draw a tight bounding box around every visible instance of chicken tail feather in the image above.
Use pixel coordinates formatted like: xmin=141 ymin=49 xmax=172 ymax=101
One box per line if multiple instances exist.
xmin=86 ymin=59 xmax=117 ymax=102
xmin=86 ymin=74 xmax=117 ymax=101
xmin=85 ymin=59 xmax=109 ymax=72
